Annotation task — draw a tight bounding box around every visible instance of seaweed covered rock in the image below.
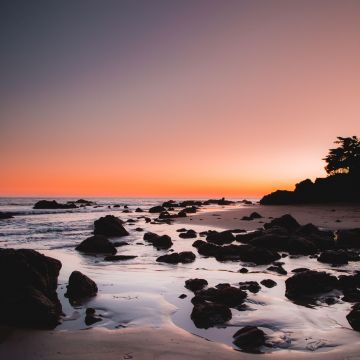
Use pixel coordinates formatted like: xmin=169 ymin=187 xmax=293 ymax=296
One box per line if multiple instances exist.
xmin=0 ymin=248 xmax=62 ymax=328
xmin=94 ymin=215 xmax=129 ymax=237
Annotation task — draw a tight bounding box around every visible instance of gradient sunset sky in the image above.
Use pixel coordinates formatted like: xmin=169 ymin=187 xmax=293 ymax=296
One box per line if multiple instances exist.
xmin=1 ymin=0 xmax=359 ymax=197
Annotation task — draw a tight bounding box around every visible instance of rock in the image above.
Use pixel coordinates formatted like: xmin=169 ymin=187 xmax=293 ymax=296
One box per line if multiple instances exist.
xmin=267 ymin=264 xmax=287 ymax=275
xmin=203 ymin=197 xmax=234 ymax=206
xmin=143 ymin=232 xmax=173 ymax=249
xmin=65 ymin=271 xmax=98 ymax=301
xmin=185 ymin=278 xmax=208 ymax=292
xmin=318 ymin=250 xmax=349 ymax=265
xmin=241 ymin=212 xmax=263 ymax=221
xmin=342 ymin=288 xmax=360 ymax=303
xmin=73 ymin=199 xmax=95 ymax=206
xmin=191 ymin=302 xmax=232 ymax=329
xmin=33 ymin=200 xmax=77 ymax=209
xmin=149 ymin=206 xmax=165 ymax=213
xmin=347 ymin=303 xmax=360 ymax=331
xmin=337 ymin=273 xmax=360 ymax=290
xmin=260 ymin=279 xmax=277 ymax=288
xmin=85 ymin=308 xmax=102 ymax=325
xmin=135 ymin=207 xmax=143 ymax=212
xmin=179 ymin=229 xmax=197 ymax=239
xmin=285 ymin=270 xmax=338 ymax=299
xmin=0 ymin=212 xmax=13 ymax=219
xmin=239 ymin=267 xmax=249 ymax=273
xmin=0 ymin=248 xmax=62 ymax=328
xmin=135 ymin=227 xmax=143 ymax=232
xmin=183 ymin=206 xmax=198 ymax=213
xmin=337 ymin=229 xmax=360 ymax=248
xmin=232 ymin=326 xmax=266 ymax=350
xmin=206 ymin=230 xmax=235 ymax=245
xmin=94 ymin=215 xmax=129 ymax=237
xmin=113 ymin=241 xmax=129 ymax=247
xmin=156 ymin=252 xmax=196 ymax=264
xmin=76 ymin=235 xmax=117 ymax=255
xmin=239 ymin=281 xmax=261 ymax=293
xmin=104 ymin=255 xmax=137 ymax=261
xmin=236 ymin=231 xmax=264 ymax=243
xmin=264 ymin=214 xmax=300 ymax=232
xmin=177 ymin=228 xmax=188 ymax=232
xmin=179 ymin=294 xmax=187 ymax=299
xmin=193 ymin=286 xmax=247 ymax=307
xmin=291 ymin=267 xmax=309 ymax=273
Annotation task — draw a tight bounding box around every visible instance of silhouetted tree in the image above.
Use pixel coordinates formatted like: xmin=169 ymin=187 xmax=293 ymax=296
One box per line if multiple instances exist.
xmin=324 ymin=136 xmax=360 ymax=176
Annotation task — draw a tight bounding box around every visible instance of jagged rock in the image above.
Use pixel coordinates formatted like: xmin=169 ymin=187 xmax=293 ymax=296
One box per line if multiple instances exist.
xmin=0 ymin=248 xmax=62 ymax=328
xmin=185 ymin=278 xmax=208 ymax=292
xmin=264 ymin=214 xmax=300 ymax=232
xmin=65 ymin=271 xmax=97 ymax=301
xmin=143 ymin=232 xmax=173 ymax=249
xmin=156 ymin=251 xmax=196 ymax=264
xmin=76 ymin=235 xmax=117 ymax=254
xmin=346 ymin=303 xmax=360 ymax=331
xmin=233 ymin=326 xmax=266 ymax=350
xmin=191 ymin=302 xmax=232 ymax=329
xmin=94 ymin=215 xmax=129 ymax=237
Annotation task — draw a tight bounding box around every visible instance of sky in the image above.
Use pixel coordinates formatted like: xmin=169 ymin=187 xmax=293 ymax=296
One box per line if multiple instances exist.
xmin=1 ymin=0 xmax=359 ymax=197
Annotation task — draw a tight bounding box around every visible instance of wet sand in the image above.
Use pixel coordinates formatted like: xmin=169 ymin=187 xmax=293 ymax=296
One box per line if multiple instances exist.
xmin=177 ymin=204 xmax=360 ymax=231
xmin=1 ymin=325 xmax=360 ymax=360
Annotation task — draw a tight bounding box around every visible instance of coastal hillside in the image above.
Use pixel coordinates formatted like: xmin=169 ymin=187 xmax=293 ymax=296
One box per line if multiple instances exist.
xmin=261 ymin=136 xmax=360 ymax=204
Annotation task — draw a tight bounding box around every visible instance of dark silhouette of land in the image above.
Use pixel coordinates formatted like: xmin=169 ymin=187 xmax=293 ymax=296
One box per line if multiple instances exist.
xmin=261 ymin=136 xmax=360 ymax=204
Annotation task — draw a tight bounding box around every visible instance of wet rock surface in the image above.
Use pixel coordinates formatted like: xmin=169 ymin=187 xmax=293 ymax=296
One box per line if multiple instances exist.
xmin=94 ymin=215 xmax=129 ymax=237
xmin=65 ymin=271 xmax=98 ymax=301
xmin=76 ymin=235 xmax=117 ymax=254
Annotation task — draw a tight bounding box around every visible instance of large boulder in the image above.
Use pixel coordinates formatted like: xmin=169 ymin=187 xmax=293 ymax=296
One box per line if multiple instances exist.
xmin=0 ymin=248 xmax=62 ymax=328
xmin=191 ymin=302 xmax=232 ymax=329
xmin=33 ymin=200 xmax=77 ymax=209
xmin=65 ymin=271 xmax=98 ymax=301
xmin=94 ymin=215 xmax=129 ymax=237
xmin=156 ymin=252 xmax=196 ymax=264
xmin=285 ymin=270 xmax=338 ymax=299
xmin=76 ymin=235 xmax=117 ymax=254
xmin=233 ymin=326 xmax=266 ymax=350
xmin=143 ymin=232 xmax=173 ymax=249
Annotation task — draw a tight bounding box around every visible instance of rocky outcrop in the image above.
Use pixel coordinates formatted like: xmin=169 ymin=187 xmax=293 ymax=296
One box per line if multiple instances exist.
xmin=0 ymin=248 xmax=62 ymax=328
xmin=65 ymin=271 xmax=98 ymax=301
xmin=156 ymin=252 xmax=196 ymax=264
xmin=206 ymin=230 xmax=235 ymax=245
xmin=94 ymin=215 xmax=129 ymax=237
xmin=33 ymin=200 xmax=77 ymax=209
xmin=76 ymin=235 xmax=117 ymax=254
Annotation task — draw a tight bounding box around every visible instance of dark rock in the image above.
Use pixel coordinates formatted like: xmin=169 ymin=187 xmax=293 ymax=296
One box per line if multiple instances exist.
xmin=285 ymin=270 xmax=338 ymax=299
xmin=94 ymin=215 xmax=129 ymax=237
xmin=76 ymin=235 xmax=117 ymax=255
xmin=347 ymin=303 xmax=360 ymax=331
xmin=206 ymin=230 xmax=235 ymax=245
xmin=177 ymin=228 xmax=188 ymax=232
xmin=264 ymin=214 xmax=300 ymax=232
xmin=65 ymin=271 xmax=98 ymax=301
xmin=0 ymin=212 xmax=14 ymax=219
xmin=104 ymin=255 xmax=137 ymax=261
xmin=239 ymin=281 xmax=261 ymax=293
xmin=267 ymin=264 xmax=287 ymax=275
xmin=233 ymin=326 xmax=266 ymax=350
xmin=203 ymin=197 xmax=234 ymax=206
xmin=235 ymin=230 xmax=264 ymax=243
xmin=0 ymin=248 xmax=62 ymax=328
xmin=143 ymin=232 xmax=173 ymax=249
xmin=179 ymin=294 xmax=187 ymax=299
xmin=149 ymin=206 xmax=165 ymax=213
xmin=135 ymin=227 xmax=143 ymax=232
xmin=84 ymin=308 xmax=102 ymax=325
xmin=179 ymin=230 xmax=197 ymax=239
xmin=337 ymin=229 xmax=360 ymax=248
xmin=33 ymin=200 xmax=77 ymax=209
xmin=242 ymin=212 xmax=263 ymax=221
xmin=318 ymin=250 xmax=349 ymax=265
xmin=239 ymin=267 xmax=249 ymax=273
xmin=156 ymin=252 xmax=196 ymax=264
xmin=342 ymin=288 xmax=360 ymax=303
xmin=185 ymin=278 xmax=208 ymax=292
xmin=183 ymin=206 xmax=198 ymax=214
xmin=291 ymin=267 xmax=309 ymax=273
xmin=113 ymin=241 xmax=129 ymax=247
xmin=135 ymin=207 xmax=143 ymax=212
xmin=260 ymin=279 xmax=277 ymax=288
xmin=191 ymin=302 xmax=232 ymax=328
xmin=337 ymin=273 xmax=360 ymax=290
xmin=193 ymin=286 xmax=247 ymax=307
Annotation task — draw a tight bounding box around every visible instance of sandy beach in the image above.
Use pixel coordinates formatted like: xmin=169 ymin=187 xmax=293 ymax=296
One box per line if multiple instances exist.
xmin=177 ymin=204 xmax=360 ymax=231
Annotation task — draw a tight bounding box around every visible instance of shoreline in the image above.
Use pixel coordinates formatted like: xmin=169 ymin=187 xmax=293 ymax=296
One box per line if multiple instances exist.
xmin=176 ymin=204 xmax=360 ymax=231
xmin=1 ymin=325 xmax=360 ymax=360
